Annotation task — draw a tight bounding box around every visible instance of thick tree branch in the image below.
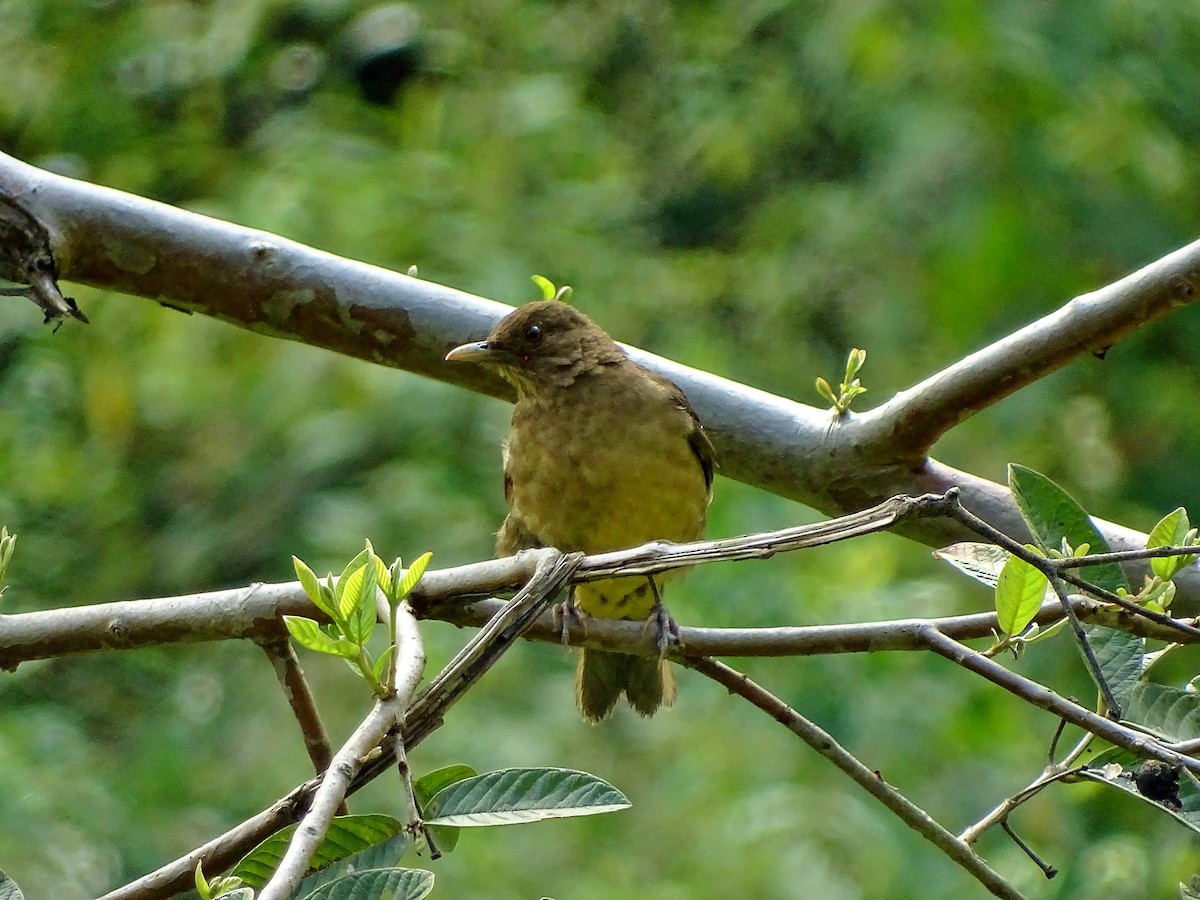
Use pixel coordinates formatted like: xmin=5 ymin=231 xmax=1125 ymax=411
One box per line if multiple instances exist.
xmin=860 ymin=239 xmax=1200 ymax=457
xmin=1 ymin=153 xmax=1197 ymax=603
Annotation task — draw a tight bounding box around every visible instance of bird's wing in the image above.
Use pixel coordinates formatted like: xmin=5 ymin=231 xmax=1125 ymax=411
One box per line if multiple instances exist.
xmin=497 ymin=441 xmax=543 ymax=555
xmin=642 ymin=368 xmax=716 ymax=493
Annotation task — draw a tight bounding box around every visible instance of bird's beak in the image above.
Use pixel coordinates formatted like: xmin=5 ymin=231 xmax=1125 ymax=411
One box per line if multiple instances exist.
xmin=445 ymin=340 xmax=498 ymax=363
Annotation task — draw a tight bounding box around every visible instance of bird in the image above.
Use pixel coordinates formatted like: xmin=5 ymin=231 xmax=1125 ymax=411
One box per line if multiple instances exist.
xmin=446 ymin=300 xmax=715 ymax=721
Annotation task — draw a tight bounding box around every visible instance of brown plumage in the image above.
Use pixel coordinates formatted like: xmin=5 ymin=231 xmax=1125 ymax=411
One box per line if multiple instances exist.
xmin=446 ymin=301 xmax=715 ymax=721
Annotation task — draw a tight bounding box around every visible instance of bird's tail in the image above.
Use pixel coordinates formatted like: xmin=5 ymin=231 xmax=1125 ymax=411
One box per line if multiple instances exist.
xmin=576 ymin=649 xmax=676 ymax=722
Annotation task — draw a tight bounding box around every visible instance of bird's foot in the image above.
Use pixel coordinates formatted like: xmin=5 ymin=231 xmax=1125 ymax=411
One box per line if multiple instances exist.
xmin=552 ymin=587 xmax=587 ymax=646
xmin=646 ymin=578 xmax=681 ymax=658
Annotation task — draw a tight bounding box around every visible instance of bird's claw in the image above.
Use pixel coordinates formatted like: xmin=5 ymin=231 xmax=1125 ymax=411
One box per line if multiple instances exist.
xmin=647 ymin=578 xmax=681 ymax=658
xmin=552 ymin=588 xmax=586 ymax=646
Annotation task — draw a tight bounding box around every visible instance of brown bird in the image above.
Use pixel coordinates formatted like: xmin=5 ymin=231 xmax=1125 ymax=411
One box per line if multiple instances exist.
xmin=446 ymin=300 xmax=715 ymax=721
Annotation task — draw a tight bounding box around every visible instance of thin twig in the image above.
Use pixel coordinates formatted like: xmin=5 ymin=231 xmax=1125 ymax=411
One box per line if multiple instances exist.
xmin=686 ymin=656 xmax=1026 ymax=900
xmin=0 ymin=494 xmax=949 ymax=670
xmin=390 ymin=599 xmax=433 ymax=855
xmin=959 ymin=732 xmax=1093 ymax=846
xmin=1053 ymin=568 xmax=1200 ymax=639
xmin=1047 ymin=575 xmax=1120 ymax=715
xmin=919 ymin=626 xmax=1200 ymax=774
xmin=1000 ymin=821 xmax=1057 ymax=880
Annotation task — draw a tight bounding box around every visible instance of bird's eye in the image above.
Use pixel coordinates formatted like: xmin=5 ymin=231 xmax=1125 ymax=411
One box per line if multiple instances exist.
xmin=525 ymin=325 xmax=543 ymax=344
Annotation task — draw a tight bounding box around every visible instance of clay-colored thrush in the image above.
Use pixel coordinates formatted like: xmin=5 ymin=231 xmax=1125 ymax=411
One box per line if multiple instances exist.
xmin=446 ymin=300 xmax=715 ymax=721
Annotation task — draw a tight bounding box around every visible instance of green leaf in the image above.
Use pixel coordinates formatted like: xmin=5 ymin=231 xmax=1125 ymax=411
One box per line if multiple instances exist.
xmin=415 ymin=764 xmax=477 ymax=854
xmin=230 ymin=815 xmax=404 ymax=889
xmin=531 ymin=274 xmax=556 ymax=300
xmin=0 ymin=869 xmax=25 ymax=900
xmin=293 ymin=556 xmax=333 ymax=615
xmin=301 ymin=868 xmax=433 ymax=900
xmin=1149 ymin=508 xmax=1196 ymax=581
xmin=334 ymin=548 xmax=372 ymax=607
xmin=295 ymin=834 xmax=410 ymax=897
xmin=1022 ymin=617 xmax=1068 ymax=645
xmin=424 ymin=768 xmax=630 ymax=827
xmin=1008 ymin=464 xmax=1128 ymax=593
xmin=372 ymin=645 xmax=395 ymax=685
xmin=995 ymin=551 xmax=1048 ymax=637
xmin=1123 ymin=682 xmax=1200 ymax=742
xmin=415 ymin=765 xmax=478 ymax=805
xmin=1182 ymin=875 xmax=1200 ymax=900
xmin=345 ymin=561 xmax=379 ymax=647
xmin=284 ymin=617 xmax=360 ymax=660
xmin=1008 ymin=464 xmax=1142 ymax=702
xmin=373 ymin=554 xmax=392 ymax=595
xmin=814 ymin=377 xmax=835 ymax=407
xmin=395 ymin=552 xmax=432 ymax=601
xmin=0 ymin=527 xmax=15 ymax=589
xmin=1089 ymin=623 xmax=1146 ymax=704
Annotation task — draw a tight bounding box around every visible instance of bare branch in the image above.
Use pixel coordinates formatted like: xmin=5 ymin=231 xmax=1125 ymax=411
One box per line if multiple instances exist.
xmin=861 ymin=239 xmax=1200 ymax=457
xmin=919 ymin=627 xmax=1200 ymax=775
xmin=0 ymin=193 xmax=88 ymax=323
xmin=959 ymin=733 xmax=1094 ymax=847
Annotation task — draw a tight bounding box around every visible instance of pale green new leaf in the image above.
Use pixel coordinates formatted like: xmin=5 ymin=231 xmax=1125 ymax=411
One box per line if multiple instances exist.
xmin=372 ymin=554 xmax=392 ymax=595
xmin=424 ymin=768 xmax=630 ymax=827
xmin=995 ymin=550 xmax=1048 ymax=637
xmin=334 ymin=547 xmax=372 ymax=606
xmin=531 ymin=274 xmax=556 ymax=300
xmin=0 ymin=528 xmax=15 ymax=589
xmin=395 ymin=552 xmax=432 ymax=601
xmin=294 ymin=556 xmax=337 ymax=620
xmin=346 ymin=561 xmax=379 ymax=646
xmin=284 ymin=617 xmax=360 ymax=660
xmin=1148 ymin=507 xmax=1195 ymax=581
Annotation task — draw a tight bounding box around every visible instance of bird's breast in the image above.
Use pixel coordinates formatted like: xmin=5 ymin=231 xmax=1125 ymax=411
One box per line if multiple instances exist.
xmin=504 ymin=379 xmax=708 ymax=555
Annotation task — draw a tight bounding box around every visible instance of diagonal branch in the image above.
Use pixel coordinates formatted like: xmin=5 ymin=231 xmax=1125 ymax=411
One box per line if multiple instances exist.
xmin=687 ymin=657 xmax=1026 ymax=900
xmin=258 ymin=636 xmax=337 ymax=778
xmin=860 ymin=238 xmax=1200 ymax=458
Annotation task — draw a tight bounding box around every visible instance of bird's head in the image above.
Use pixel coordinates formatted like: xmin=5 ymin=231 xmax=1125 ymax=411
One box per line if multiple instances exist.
xmin=445 ymin=300 xmax=624 ymax=393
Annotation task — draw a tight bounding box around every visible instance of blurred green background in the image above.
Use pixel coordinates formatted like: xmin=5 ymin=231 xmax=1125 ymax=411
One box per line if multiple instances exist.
xmin=2 ymin=1 xmax=1199 ymax=896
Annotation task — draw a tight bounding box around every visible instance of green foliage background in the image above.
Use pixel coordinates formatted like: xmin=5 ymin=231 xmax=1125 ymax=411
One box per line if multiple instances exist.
xmin=2 ymin=1 xmax=1199 ymax=896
